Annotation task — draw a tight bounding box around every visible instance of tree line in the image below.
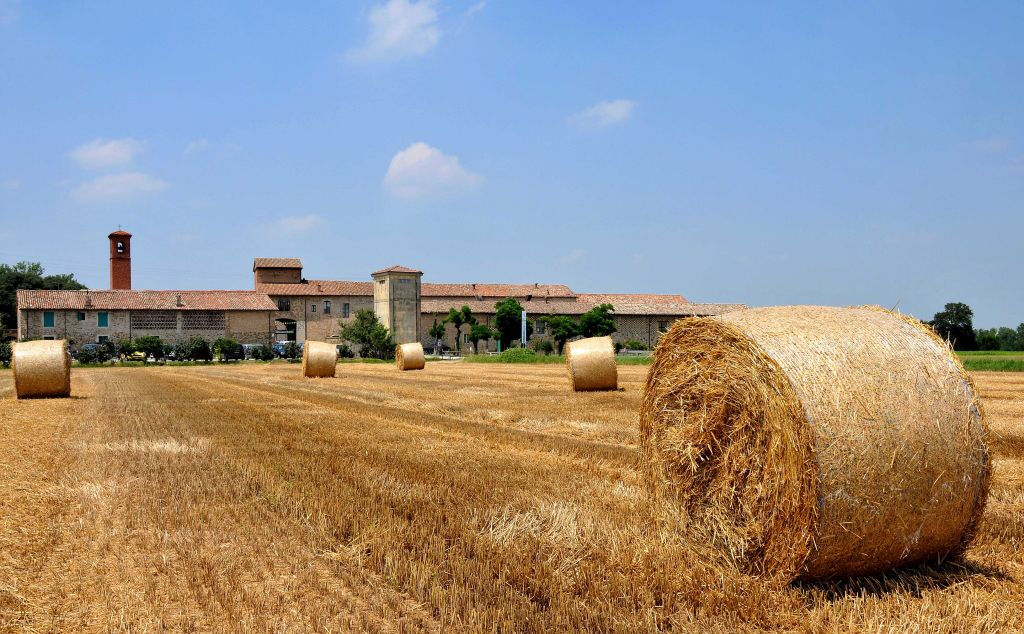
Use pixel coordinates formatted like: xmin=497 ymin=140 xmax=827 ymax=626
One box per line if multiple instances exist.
xmin=930 ymin=302 xmax=1024 ymax=351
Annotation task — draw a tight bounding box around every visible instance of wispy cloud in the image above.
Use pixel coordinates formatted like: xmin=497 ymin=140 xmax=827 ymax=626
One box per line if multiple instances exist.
xmin=271 ymin=214 xmax=326 ymax=236
xmin=570 ymin=99 xmax=637 ymax=129
xmin=384 ymin=142 xmax=480 ymax=200
xmin=68 ymin=138 xmax=144 ymax=169
xmin=465 ymin=1 xmax=486 ymax=17
xmin=347 ymin=0 xmax=440 ymax=62
xmin=0 ymin=0 xmax=20 ymax=25
xmin=183 ymin=138 xmax=210 ymax=155
xmin=969 ymin=136 xmax=1012 ymax=154
xmin=71 ymin=172 xmax=167 ymax=203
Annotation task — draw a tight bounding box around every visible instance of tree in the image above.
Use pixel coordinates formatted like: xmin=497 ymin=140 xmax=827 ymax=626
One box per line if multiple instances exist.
xmin=579 ymin=303 xmax=616 ymax=338
xmin=429 ymin=320 xmax=446 ymax=353
xmin=976 ymin=329 xmax=999 ymax=351
xmin=930 ymin=302 xmax=977 ymax=350
xmin=0 ymin=341 xmax=11 ymax=367
xmin=115 ymin=338 xmax=137 ymax=361
xmin=134 ymin=336 xmax=165 ymax=362
xmin=444 ymin=306 xmax=476 ymax=352
xmin=213 ymin=337 xmax=240 ymax=361
xmin=493 ymin=298 xmax=532 ymax=349
xmin=542 ymin=315 xmax=580 ymax=354
xmin=467 ymin=323 xmax=493 ymax=354
xmin=340 ymin=309 xmax=395 ymax=359
xmin=0 ymin=261 xmax=86 ymax=333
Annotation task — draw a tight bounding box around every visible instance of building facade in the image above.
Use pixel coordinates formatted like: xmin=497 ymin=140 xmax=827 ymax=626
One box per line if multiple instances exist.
xmin=16 ymin=231 xmax=746 ymax=351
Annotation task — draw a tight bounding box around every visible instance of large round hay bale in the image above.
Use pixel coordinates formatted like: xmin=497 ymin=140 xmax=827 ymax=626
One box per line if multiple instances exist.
xmin=12 ymin=339 xmax=71 ymax=399
xmin=640 ymin=305 xmax=990 ymax=580
xmin=396 ymin=342 xmax=425 ymax=371
xmin=565 ymin=336 xmax=617 ymax=391
xmin=301 ymin=341 xmax=337 ymax=378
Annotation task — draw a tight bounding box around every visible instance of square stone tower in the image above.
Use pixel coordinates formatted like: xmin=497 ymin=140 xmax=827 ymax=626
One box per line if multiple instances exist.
xmin=371 ymin=265 xmax=423 ymax=345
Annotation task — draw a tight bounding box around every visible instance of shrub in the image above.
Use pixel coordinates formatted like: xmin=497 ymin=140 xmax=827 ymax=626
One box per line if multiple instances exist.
xmin=76 ymin=345 xmax=100 ymax=364
xmin=283 ymin=341 xmax=302 ymax=359
xmin=134 ymin=335 xmax=165 ymax=361
xmin=180 ymin=336 xmax=212 ymax=361
xmin=115 ymin=338 xmax=137 ymax=360
xmin=337 ymin=343 xmax=354 ymax=359
xmin=0 ymin=341 xmax=10 ymax=367
xmin=623 ymin=340 xmax=648 ymax=351
xmin=534 ymin=340 xmax=554 ymax=355
xmin=249 ymin=344 xmax=274 ymax=361
xmin=213 ymin=337 xmax=241 ymax=361
xmin=497 ymin=348 xmax=537 ymax=363
xmin=614 ymin=341 xmax=623 ymax=353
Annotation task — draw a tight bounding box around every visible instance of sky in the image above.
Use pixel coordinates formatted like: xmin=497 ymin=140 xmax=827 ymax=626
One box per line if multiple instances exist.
xmin=1 ymin=1 xmax=1022 ymax=327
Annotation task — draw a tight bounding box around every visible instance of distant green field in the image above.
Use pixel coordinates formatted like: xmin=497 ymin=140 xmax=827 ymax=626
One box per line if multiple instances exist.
xmin=957 ymin=351 xmax=1024 ymax=372
xmin=464 ymin=353 xmax=653 ymax=365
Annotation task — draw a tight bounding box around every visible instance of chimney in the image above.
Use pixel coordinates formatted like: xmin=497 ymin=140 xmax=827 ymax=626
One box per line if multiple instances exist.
xmin=85 ymin=292 xmax=93 ymax=308
xmin=108 ymin=229 xmax=132 ymax=290
xmin=176 ymin=294 xmax=183 ymax=307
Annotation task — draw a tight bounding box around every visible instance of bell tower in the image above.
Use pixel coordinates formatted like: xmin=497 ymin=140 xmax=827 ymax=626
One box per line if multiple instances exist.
xmin=109 ymin=229 xmax=132 ymax=290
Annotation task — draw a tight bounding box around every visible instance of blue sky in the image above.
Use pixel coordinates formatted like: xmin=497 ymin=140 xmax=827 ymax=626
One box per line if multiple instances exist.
xmin=1 ymin=1 xmax=1022 ymax=327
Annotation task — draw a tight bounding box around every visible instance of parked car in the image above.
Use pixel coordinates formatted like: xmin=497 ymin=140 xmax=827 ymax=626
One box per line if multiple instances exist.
xmin=272 ymin=341 xmax=303 ymax=358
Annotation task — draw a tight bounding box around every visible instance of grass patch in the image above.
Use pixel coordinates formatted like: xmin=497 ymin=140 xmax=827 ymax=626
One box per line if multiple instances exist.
xmin=961 ymin=358 xmax=1024 ymax=372
xmin=464 ymin=352 xmax=653 ymax=365
xmin=338 ymin=357 xmax=390 ymax=364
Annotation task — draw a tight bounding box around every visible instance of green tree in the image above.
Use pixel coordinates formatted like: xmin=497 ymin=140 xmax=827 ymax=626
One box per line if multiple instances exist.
xmin=340 ymin=309 xmax=395 ymax=359
xmin=429 ymin=320 xmax=446 ymax=353
xmin=0 ymin=261 xmax=86 ymax=333
xmin=930 ymin=302 xmax=977 ymax=350
xmin=115 ymin=338 xmax=137 ymax=361
xmin=579 ymin=303 xmax=616 ymax=338
xmin=134 ymin=336 xmax=165 ymax=362
xmin=213 ymin=337 xmax=240 ymax=361
xmin=542 ymin=315 xmax=580 ymax=354
xmin=976 ymin=329 xmax=999 ymax=351
xmin=467 ymin=323 xmax=493 ymax=354
xmin=444 ymin=306 xmax=476 ymax=352
xmin=0 ymin=341 xmax=11 ymax=367
xmin=493 ymin=298 xmax=533 ymax=349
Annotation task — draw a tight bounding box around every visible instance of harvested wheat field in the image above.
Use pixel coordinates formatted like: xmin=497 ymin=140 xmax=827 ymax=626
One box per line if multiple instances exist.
xmin=0 ymin=363 xmax=1021 ymax=632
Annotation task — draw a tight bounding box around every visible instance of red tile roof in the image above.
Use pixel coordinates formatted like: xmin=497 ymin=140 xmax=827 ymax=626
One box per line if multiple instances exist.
xmin=255 ymin=280 xmax=373 ymax=296
xmin=253 ymin=258 xmax=303 ymax=270
xmin=421 ymin=283 xmax=576 ymax=298
xmin=17 ymin=289 xmax=278 ymax=311
xmin=372 ymin=265 xmax=423 ymax=275
xmin=108 ymin=230 xmax=132 ymax=237
xmin=421 ymin=296 xmax=746 ymax=317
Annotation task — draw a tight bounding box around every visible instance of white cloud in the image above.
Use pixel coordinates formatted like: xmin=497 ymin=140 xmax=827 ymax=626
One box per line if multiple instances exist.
xmin=465 ymin=1 xmax=486 ymax=17
xmin=184 ymin=138 xmax=210 ymax=155
xmin=68 ymin=138 xmax=143 ymax=169
xmin=71 ymin=172 xmax=167 ymax=203
xmin=272 ymin=214 xmax=326 ymax=236
xmin=570 ymin=99 xmax=637 ymax=129
xmin=347 ymin=0 xmax=440 ymax=62
xmin=383 ymin=142 xmax=480 ymax=200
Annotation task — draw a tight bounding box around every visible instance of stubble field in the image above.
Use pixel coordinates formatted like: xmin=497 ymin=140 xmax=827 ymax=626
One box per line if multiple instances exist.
xmin=0 ymin=362 xmax=1022 ymax=632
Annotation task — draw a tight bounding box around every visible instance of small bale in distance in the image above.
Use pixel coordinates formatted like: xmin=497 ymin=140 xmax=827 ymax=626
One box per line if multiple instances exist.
xmin=639 ymin=305 xmax=990 ymax=581
xmin=12 ymin=339 xmax=71 ymax=399
xmin=565 ymin=336 xmax=617 ymax=391
xmin=396 ymin=342 xmax=425 ymax=371
xmin=301 ymin=340 xmax=337 ymax=378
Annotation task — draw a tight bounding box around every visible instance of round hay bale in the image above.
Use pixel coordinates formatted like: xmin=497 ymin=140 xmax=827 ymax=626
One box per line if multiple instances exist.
xmin=639 ymin=305 xmax=990 ymax=580
xmin=565 ymin=336 xmax=617 ymax=391
xmin=301 ymin=341 xmax=337 ymax=378
xmin=12 ymin=339 xmax=71 ymax=399
xmin=396 ymin=342 xmax=425 ymax=371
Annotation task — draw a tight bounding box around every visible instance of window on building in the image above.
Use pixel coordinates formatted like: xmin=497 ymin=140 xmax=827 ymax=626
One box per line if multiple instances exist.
xmin=76 ymin=312 xmax=86 ymax=321
xmin=116 ymin=241 xmax=125 ymax=253
xmin=98 ymin=312 xmax=109 ymax=328
xmin=658 ymin=320 xmax=669 ymax=333
xmin=311 ymin=303 xmax=317 ymax=313
xmin=323 ymin=300 xmax=331 ymax=314
xmin=43 ymin=335 xmax=55 ymax=340
xmin=535 ymin=320 xmax=546 ymax=335
xmin=97 ymin=335 xmax=109 ymax=344
xmin=43 ymin=311 xmax=55 ymax=328
xmin=342 ymin=302 xmax=350 ymax=318
xmin=277 ymin=298 xmax=291 ymax=311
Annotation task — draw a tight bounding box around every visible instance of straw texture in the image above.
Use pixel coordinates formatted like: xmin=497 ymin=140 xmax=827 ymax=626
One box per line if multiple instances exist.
xmin=640 ymin=305 xmax=990 ymax=580
xmin=12 ymin=339 xmax=71 ymax=399
xmin=565 ymin=336 xmax=618 ymax=392
xmin=301 ymin=341 xmax=337 ymax=378
xmin=396 ymin=343 xmax=425 ymax=371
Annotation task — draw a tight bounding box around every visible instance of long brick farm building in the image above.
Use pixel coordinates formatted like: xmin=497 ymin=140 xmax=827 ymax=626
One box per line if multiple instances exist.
xmin=16 ymin=230 xmax=745 ymax=351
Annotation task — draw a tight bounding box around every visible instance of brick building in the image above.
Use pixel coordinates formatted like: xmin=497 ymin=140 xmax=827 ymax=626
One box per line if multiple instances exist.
xmin=16 ymin=230 xmax=746 ymax=351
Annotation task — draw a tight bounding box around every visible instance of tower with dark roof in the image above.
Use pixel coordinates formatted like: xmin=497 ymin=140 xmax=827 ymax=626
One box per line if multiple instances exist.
xmin=109 ymin=229 xmax=132 ymax=290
